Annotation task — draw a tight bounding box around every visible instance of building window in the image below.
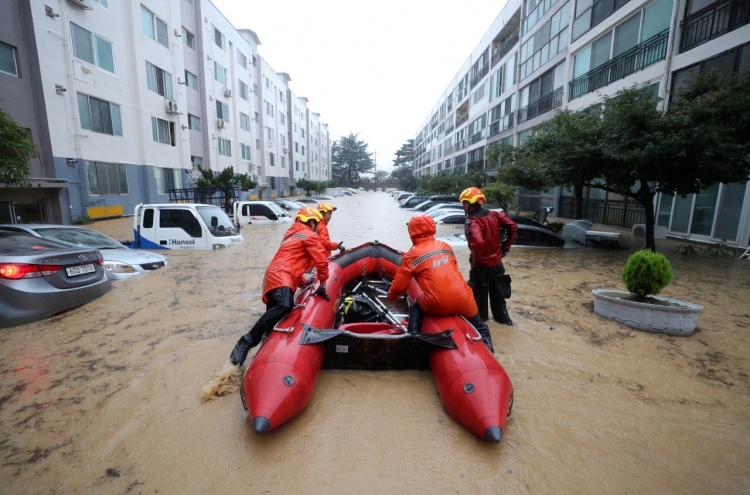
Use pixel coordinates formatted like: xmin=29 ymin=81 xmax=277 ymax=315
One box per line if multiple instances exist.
xmin=0 ymin=41 xmax=19 ymax=77
xmin=252 ymin=55 xmax=257 ymax=67
xmin=214 ymin=27 xmax=225 ymax=49
xmin=519 ymin=3 xmax=570 ymax=81
xmin=218 ymin=138 xmax=231 ymax=157
xmin=238 ymin=80 xmax=249 ymax=100
xmin=280 ymin=134 xmax=286 ymax=147
xmin=237 ymin=49 xmax=247 ymax=69
xmin=154 ymin=167 xmax=182 ymax=194
xmin=241 ymin=143 xmax=251 ymax=161
xmin=254 ymin=112 xmax=259 ymax=122
xmin=293 ymin=122 xmax=298 ymax=133
xmin=671 ymin=42 xmax=750 ymax=97
xmin=301 ymin=128 xmax=305 ymax=138
xmin=572 ymin=0 xmax=633 ymax=41
xmin=471 ymin=81 xmax=489 ymax=105
xmin=266 ymin=101 xmax=274 ymax=116
xmin=182 ymin=27 xmax=195 ymax=49
xmin=214 ymin=62 xmax=227 ymax=86
xmin=240 ymin=112 xmax=250 ymax=131
xmin=141 ymin=6 xmax=169 ymax=48
xmin=146 ymin=62 xmax=173 ymax=99
xmin=191 ymin=156 xmax=202 ymax=169
xmin=295 ymin=160 xmax=299 ymax=171
xmin=269 ymin=153 xmax=275 ymax=166
xmin=267 ymin=127 xmax=274 ymax=141
xmin=93 ymin=0 xmax=108 ymax=8
xmin=281 ymin=156 xmax=286 ymax=168
xmin=188 ymin=114 xmax=200 ymax=131
xmin=70 ymin=22 xmax=115 ymax=73
xmin=151 ymin=117 xmax=175 ymax=145
xmin=216 ymin=101 xmax=230 ymax=122
xmin=256 ymin=139 xmax=260 ymax=149
xmin=185 ymin=70 xmax=198 ymax=90
xmin=278 ymin=89 xmax=283 ymax=102
xmin=302 ymin=145 xmax=305 ymax=155
xmin=86 ymin=162 xmax=128 ymax=196
xmin=77 ymin=93 xmax=122 ymax=136
xmin=253 ymin=83 xmax=258 ymax=95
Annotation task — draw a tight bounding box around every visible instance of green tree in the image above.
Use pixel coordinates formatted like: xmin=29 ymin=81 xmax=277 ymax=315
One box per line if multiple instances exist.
xmin=332 ymin=133 xmax=374 ymax=186
xmin=391 ymin=165 xmax=416 ymax=191
xmin=393 ymin=139 xmax=414 ymax=168
xmin=374 ymin=170 xmax=389 ymax=181
xmin=0 ymin=109 xmax=37 ymax=186
xmin=195 ymin=165 xmax=256 ymax=191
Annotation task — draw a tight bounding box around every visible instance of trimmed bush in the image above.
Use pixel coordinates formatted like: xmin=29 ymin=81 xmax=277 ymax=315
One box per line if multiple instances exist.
xmin=622 ymin=250 xmax=673 ymax=298
xmin=71 ymin=215 xmax=93 ymax=225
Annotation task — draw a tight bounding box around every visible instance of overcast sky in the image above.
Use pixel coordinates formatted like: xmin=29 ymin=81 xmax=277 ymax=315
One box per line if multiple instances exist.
xmin=212 ymin=0 xmax=509 ymax=173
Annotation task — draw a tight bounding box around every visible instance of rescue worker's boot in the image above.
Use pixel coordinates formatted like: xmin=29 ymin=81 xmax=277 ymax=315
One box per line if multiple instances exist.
xmin=467 ymin=313 xmax=494 ymax=352
xmin=407 ymin=300 xmax=425 ymax=334
xmin=496 ymin=307 xmax=513 ymax=326
xmin=229 ymin=334 xmax=257 ymax=367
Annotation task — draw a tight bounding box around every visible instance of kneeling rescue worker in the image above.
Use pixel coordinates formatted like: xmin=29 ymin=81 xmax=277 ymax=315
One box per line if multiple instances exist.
xmin=387 ymin=214 xmax=494 ymax=352
xmin=229 ymin=207 xmax=330 ymax=366
xmin=460 ymin=187 xmax=518 ymax=325
xmin=316 ymin=202 xmax=345 ymax=256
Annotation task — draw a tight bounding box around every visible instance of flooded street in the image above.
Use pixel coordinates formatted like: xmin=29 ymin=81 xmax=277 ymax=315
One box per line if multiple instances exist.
xmin=1 ymin=192 xmax=749 ymax=494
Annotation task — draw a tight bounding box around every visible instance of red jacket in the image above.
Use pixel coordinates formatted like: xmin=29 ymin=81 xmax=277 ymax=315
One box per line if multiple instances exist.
xmin=262 ymin=221 xmax=329 ymax=303
xmin=388 ymin=215 xmax=478 ymax=318
xmin=464 ymin=208 xmax=518 ymax=267
xmin=316 ymin=219 xmax=339 ymax=257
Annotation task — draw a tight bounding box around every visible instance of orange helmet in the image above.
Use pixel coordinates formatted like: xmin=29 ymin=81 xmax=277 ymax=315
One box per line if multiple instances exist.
xmin=459 ymin=187 xmax=485 ymax=205
xmin=317 ymin=202 xmax=337 ymax=214
xmin=296 ymin=207 xmax=323 ymax=224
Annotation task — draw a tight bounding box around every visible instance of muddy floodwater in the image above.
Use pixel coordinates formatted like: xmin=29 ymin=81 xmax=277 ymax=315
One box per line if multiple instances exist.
xmin=1 ymin=193 xmax=749 ymax=494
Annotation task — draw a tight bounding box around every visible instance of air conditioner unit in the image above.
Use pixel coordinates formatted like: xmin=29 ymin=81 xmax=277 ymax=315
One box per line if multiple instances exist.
xmin=282 ymin=147 xmax=288 ymax=154
xmin=223 ymin=88 xmax=232 ymax=97
xmin=165 ymin=99 xmax=179 ymax=113
xmin=67 ymin=0 xmax=92 ymax=9
xmin=216 ymin=119 xmax=226 ymax=129
xmin=267 ymin=141 xmax=273 ymax=148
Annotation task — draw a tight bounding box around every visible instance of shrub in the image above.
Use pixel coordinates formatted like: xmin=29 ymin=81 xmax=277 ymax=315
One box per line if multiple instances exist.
xmin=547 ymin=221 xmax=565 ymax=232
xmin=622 ymin=250 xmax=673 ymax=298
xmin=71 ymin=215 xmax=93 ymax=225
xmin=524 ymin=212 xmax=535 ymax=219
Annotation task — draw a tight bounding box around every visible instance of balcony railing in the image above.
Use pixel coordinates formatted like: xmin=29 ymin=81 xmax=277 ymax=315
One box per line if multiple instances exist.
xmin=491 ymin=30 xmax=520 ymax=68
xmin=456 ymin=113 xmax=469 ymax=127
xmin=517 ymin=87 xmax=563 ymax=124
xmin=680 ymin=0 xmax=750 ymax=52
xmin=470 ymin=64 xmax=490 ymax=89
xmin=455 ymin=139 xmax=468 ymax=152
xmin=444 ymin=123 xmax=454 ymax=134
xmin=489 ymin=113 xmax=514 ymax=137
xmin=469 ymin=130 xmax=486 ymax=145
xmin=570 ymin=29 xmax=669 ymax=100
xmin=467 ymin=159 xmax=485 ymax=171
xmin=443 ymin=145 xmax=453 ymax=155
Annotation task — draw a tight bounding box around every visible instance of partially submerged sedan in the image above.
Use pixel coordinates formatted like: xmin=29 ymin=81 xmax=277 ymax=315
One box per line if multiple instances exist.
xmin=0 ymin=231 xmax=112 ymax=328
xmin=1 ymin=224 xmax=168 ymax=280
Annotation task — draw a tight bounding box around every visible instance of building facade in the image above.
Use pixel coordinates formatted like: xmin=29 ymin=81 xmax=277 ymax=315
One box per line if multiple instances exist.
xmin=0 ymin=0 xmax=332 ymax=223
xmin=413 ymin=0 xmax=750 ymax=248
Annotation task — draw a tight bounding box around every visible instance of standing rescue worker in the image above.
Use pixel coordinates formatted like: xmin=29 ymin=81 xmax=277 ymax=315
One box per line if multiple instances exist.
xmin=387 ymin=215 xmax=494 ymax=352
xmin=460 ymin=187 xmax=518 ymax=326
xmin=229 ymin=207 xmax=330 ymax=366
xmin=317 ymin=203 xmax=345 ymax=256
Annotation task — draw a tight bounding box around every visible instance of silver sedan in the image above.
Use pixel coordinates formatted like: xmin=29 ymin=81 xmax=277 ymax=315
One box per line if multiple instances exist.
xmin=0 ymin=225 xmax=169 ymax=280
xmin=0 ymin=231 xmax=112 ymax=328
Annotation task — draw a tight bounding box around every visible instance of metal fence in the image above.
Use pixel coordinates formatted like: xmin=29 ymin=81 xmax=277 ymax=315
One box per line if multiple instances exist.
xmin=680 ymin=0 xmax=750 ymax=52
xmin=558 ymin=198 xmax=645 ymax=228
xmin=168 ymin=187 xmax=239 ymax=212
xmin=517 ymin=87 xmax=563 ymax=124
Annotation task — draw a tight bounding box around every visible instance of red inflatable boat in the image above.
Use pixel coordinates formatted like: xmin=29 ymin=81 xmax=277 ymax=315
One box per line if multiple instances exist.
xmin=240 ymin=242 xmax=514 ymax=443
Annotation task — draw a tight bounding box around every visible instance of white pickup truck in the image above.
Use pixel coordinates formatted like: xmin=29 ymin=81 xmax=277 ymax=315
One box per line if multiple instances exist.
xmin=131 ymin=204 xmax=243 ymax=250
xmin=232 ymin=201 xmax=292 ymax=227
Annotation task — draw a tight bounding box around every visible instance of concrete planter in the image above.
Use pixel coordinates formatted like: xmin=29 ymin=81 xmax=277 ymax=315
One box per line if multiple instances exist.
xmin=592 ymin=289 xmax=703 ymax=336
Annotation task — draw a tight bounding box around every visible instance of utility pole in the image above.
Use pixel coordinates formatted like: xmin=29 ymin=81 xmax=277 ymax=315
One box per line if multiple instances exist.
xmin=373 ymin=149 xmax=377 ymax=174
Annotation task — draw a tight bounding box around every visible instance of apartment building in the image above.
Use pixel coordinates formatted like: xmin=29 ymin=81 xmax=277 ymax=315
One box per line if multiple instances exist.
xmin=0 ymin=0 xmax=332 ymax=222
xmin=413 ymin=0 xmax=750 ymax=248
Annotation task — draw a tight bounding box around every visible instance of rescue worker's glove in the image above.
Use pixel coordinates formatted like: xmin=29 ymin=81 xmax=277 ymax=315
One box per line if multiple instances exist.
xmin=502 ymin=244 xmax=509 ymax=257
xmin=337 ymin=242 xmax=345 ymax=253
xmin=313 ymin=287 xmax=330 ymax=301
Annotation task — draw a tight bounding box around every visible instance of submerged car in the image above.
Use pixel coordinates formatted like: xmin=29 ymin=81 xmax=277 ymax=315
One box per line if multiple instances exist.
xmin=399 ymin=196 xmax=429 ymax=208
xmin=423 ymin=203 xmax=464 ymax=215
xmin=273 ymin=199 xmax=306 ymax=212
xmin=0 ymin=231 xmax=112 ymax=328
xmin=1 ymin=224 xmax=169 ymax=280
xmin=433 ymin=211 xmax=467 ymax=224
xmin=312 ymin=195 xmax=336 ymax=201
xmin=435 ymin=221 xmax=579 ymax=248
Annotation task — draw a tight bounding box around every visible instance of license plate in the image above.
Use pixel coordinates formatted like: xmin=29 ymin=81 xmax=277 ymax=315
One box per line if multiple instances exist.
xmin=66 ymin=264 xmax=95 ymax=277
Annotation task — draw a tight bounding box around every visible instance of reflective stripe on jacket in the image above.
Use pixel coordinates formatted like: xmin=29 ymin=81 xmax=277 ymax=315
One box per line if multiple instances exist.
xmin=262 ymin=221 xmax=329 ymax=303
xmin=388 ymin=215 xmax=477 ymax=317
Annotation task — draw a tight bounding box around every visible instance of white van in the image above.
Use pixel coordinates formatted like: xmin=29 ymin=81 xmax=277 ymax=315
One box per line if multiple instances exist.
xmin=232 ymin=201 xmax=292 ymax=227
xmin=132 ymin=204 xmax=243 ymax=250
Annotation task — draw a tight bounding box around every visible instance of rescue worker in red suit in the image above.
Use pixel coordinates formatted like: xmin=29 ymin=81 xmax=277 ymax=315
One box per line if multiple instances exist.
xmin=230 ymin=207 xmax=330 ymax=366
xmin=317 ymin=203 xmax=345 ymax=257
xmin=387 ymin=215 xmax=494 ymax=352
xmin=460 ymin=187 xmax=518 ymax=326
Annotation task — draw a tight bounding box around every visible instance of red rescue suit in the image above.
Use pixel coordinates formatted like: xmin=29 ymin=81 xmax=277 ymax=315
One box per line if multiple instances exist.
xmin=316 ymin=219 xmax=339 ymax=257
xmin=388 ymin=215 xmax=477 ymax=318
xmin=261 ymin=221 xmax=329 ymax=303
xmin=464 ymin=208 xmax=518 ymax=267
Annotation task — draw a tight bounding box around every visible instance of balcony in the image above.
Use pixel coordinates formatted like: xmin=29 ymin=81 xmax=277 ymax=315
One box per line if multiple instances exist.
xmin=489 ymin=113 xmax=514 ymax=137
xmin=444 ymin=123 xmax=455 ymax=134
xmin=517 ymin=87 xmax=563 ymax=124
xmin=570 ymin=29 xmax=669 ymax=100
xmin=680 ymin=0 xmax=750 ymax=52
xmin=491 ymin=30 xmax=520 ymax=68
xmin=443 ymin=145 xmax=453 ymax=155
xmin=455 ymin=139 xmax=468 ymax=152
xmin=469 ymin=130 xmax=486 ymax=145
xmin=470 ymin=65 xmax=490 ymax=89
xmin=456 ymin=113 xmax=469 ymax=127
xmin=467 ymin=159 xmax=485 ymax=171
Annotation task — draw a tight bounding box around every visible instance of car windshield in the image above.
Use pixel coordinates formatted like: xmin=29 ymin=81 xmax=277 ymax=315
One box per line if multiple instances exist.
xmin=427 ymin=210 xmax=454 ymax=218
xmin=0 ymin=232 xmax=68 ymax=252
xmin=35 ymin=227 xmax=124 ymax=249
xmin=268 ymin=203 xmax=287 ymax=215
xmin=196 ymin=207 xmax=238 ymax=236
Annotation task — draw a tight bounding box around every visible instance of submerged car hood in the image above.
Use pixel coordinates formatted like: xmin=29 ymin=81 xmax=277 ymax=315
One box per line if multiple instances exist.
xmin=100 ymin=248 xmax=168 ymax=264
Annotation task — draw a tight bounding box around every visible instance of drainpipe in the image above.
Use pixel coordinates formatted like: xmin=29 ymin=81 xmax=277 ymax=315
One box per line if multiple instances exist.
xmin=660 ymin=0 xmax=683 ymax=108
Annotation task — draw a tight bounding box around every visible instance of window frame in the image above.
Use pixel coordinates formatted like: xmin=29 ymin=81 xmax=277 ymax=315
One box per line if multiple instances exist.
xmin=218 ymin=137 xmax=232 ymax=157
xmin=86 ymin=161 xmax=129 ymax=196
xmin=70 ymin=21 xmax=115 ymax=74
xmin=141 ymin=5 xmax=169 ymax=48
xmin=185 ymin=70 xmax=198 ymax=90
xmin=182 ymin=27 xmax=195 ymax=49
xmin=151 ymin=116 xmax=175 ymax=146
xmin=188 ymin=114 xmax=201 ymax=131
xmin=77 ymin=92 xmax=123 ymax=136
xmin=146 ymin=61 xmax=173 ymax=99
xmin=0 ymin=41 xmax=19 ymax=77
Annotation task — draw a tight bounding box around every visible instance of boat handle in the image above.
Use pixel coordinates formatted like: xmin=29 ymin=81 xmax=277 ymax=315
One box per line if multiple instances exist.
xmin=459 ymin=315 xmax=483 ymax=342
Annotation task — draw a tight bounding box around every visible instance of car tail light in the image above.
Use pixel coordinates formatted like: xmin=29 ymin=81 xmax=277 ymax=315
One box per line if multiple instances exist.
xmin=94 ymin=253 xmax=104 ymax=265
xmin=0 ymin=263 xmax=62 ymax=279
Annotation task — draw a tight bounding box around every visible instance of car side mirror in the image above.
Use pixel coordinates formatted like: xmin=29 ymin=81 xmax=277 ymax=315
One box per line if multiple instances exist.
xmin=269 ymin=213 xmax=278 ymax=220
xmin=211 ymin=216 xmax=218 ymax=228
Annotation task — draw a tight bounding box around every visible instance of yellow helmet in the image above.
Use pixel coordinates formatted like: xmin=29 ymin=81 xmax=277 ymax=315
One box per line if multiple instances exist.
xmin=296 ymin=207 xmax=323 ymax=224
xmin=317 ymin=202 xmax=337 ymax=214
xmin=459 ymin=187 xmax=485 ymax=205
